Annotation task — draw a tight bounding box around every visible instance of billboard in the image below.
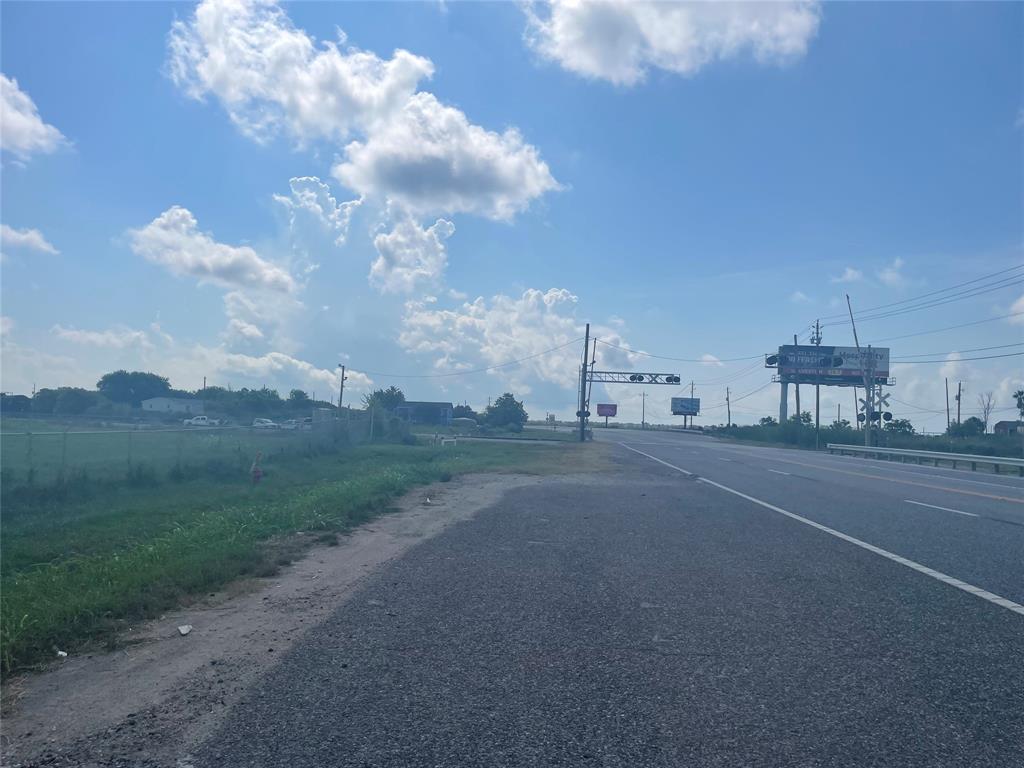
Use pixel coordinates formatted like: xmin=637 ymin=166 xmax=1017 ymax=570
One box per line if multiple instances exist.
xmin=596 ymin=403 xmax=617 ymax=417
xmin=671 ymin=397 xmax=700 ymax=416
xmin=771 ymin=345 xmax=889 ymax=385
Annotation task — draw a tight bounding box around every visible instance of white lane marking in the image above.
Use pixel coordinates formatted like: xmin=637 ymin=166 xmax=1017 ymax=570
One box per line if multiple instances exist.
xmin=718 ymin=457 xmax=732 ymax=462
xmin=619 ymin=443 xmax=694 ymax=475
xmin=767 ymin=469 xmax=791 ymax=476
xmin=690 ymin=475 xmax=1024 ymax=617
xmin=904 ymin=500 xmax=979 ymax=518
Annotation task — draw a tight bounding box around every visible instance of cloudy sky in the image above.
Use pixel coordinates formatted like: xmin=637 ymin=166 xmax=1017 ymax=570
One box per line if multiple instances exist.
xmin=1 ymin=0 xmax=1021 ymax=431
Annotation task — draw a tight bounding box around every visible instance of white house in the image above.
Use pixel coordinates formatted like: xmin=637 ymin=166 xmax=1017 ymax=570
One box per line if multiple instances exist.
xmin=141 ymin=397 xmax=205 ymax=415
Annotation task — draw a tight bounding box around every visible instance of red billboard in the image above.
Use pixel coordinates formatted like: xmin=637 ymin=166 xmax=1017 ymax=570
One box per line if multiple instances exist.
xmin=596 ymin=403 xmax=617 ymax=417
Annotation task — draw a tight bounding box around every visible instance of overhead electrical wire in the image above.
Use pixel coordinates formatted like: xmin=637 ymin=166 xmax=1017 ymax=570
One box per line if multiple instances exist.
xmin=867 ymin=311 xmax=1024 ymax=343
xmin=891 ymin=342 xmax=1024 ymax=359
xmin=815 ymin=264 xmax=1024 ymax=322
xmin=594 ymin=339 xmax=763 ymax=364
xmin=889 ymin=351 xmax=1024 ymax=364
xmin=360 ymin=338 xmax=583 ymax=379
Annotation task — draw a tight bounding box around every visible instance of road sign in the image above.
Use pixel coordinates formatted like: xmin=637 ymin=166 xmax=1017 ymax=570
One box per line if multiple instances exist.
xmin=596 ymin=403 xmax=617 ymax=417
xmin=671 ymin=397 xmax=700 ymax=416
xmin=768 ymin=345 xmax=890 ymax=386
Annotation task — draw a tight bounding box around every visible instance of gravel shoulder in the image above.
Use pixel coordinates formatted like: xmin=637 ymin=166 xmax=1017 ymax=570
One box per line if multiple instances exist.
xmin=1 ymin=472 xmax=546 ymax=767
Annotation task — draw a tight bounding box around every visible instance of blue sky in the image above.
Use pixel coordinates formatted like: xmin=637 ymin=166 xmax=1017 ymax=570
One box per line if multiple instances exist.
xmin=1 ymin=1 xmax=1021 ymax=430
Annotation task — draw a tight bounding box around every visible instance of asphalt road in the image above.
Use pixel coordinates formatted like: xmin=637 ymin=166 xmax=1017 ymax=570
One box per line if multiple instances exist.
xmin=197 ymin=430 xmax=1024 ymax=767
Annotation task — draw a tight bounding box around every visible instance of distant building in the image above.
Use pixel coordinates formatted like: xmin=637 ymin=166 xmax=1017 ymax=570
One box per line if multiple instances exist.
xmin=394 ymin=401 xmax=454 ymax=426
xmin=993 ymin=420 xmax=1023 ymax=435
xmin=141 ymin=397 xmax=204 ymax=415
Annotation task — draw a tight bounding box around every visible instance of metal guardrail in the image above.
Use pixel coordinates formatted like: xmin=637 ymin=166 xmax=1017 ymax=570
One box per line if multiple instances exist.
xmin=827 ymin=443 xmax=1024 ymax=476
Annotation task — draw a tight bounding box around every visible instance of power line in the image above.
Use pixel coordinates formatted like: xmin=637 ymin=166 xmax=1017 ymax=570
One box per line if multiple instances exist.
xmin=594 ymin=339 xmax=762 ymax=364
xmin=360 ymin=338 xmax=583 ymax=379
xmin=892 ymin=342 xmax=1024 ymax=359
xmin=868 ymin=311 xmax=1024 ymax=343
xmin=821 ymin=276 xmax=1023 ymax=328
xmin=816 ymin=264 xmax=1024 ymax=322
xmin=890 ymin=351 xmax=1024 ymax=364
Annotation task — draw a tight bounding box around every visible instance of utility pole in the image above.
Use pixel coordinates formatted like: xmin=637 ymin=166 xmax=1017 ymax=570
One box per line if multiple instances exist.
xmin=852 ymin=387 xmax=859 ymax=430
xmin=641 ymin=391 xmax=646 ymax=430
xmin=689 ymin=380 xmax=695 ymax=429
xmin=337 ymin=364 xmax=347 ymax=417
xmin=726 ymin=387 xmax=731 ymax=427
xmin=793 ymin=334 xmax=801 ymax=423
xmin=811 ymin=320 xmax=821 ymax=449
xmin=846 ymin=295 xmax=873 ymax=447
xmin=945 ymin=378 xmax=951 ymax=431
xmin=578 ymin=323 xmax=590 ymax=442
xmin=837 ymin=403 xmax=841 ymax=424
xmin=956 ymin=381 xmax=962 ymax=425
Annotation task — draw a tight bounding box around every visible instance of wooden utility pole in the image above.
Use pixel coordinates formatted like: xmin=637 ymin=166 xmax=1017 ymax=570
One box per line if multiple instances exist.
xmin=812 ymin=320 xmax=821 ymax=449
xmin=945 ymin=378 xmax=951 ymax=431
xmin=641 ymin=391 xmax=646 ymax=430
xmin=956 ymin=381 xmax=962 ymax=425
xmin=337 ymin=365 xmax=347 ymax=416
xmin=578 ymin=324 xmax=590 ymax=442
xmin=793 ymin=334 xmax=801 ymax=422
xmin=726 ymin=387 xmax=731 ymax=427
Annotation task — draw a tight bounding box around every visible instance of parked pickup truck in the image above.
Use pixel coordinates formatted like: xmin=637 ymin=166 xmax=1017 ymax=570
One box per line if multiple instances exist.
xmin=183 ymin=415 xmax=219 ymax=427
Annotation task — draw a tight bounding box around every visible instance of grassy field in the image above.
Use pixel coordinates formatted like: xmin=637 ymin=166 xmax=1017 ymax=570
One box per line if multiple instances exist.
xmin=0 ymin=421 xmax=356 ymax=486
xmin=1 ymin=438 xmax=589 ymax=675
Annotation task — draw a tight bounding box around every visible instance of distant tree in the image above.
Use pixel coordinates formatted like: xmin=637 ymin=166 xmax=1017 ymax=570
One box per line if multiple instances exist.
xmin=1 ymin=393 xmax=31 ymax=413
xmin=947 ymin=416 xmax=985 ymax=438
xmin=31 ymin=388 xmax=60 ymax=414
xmin=53 ymin=387 xmax=97 ymax=415
xmin=97 ymin=370 xmax=171 ymax=406
xmin=830 ymin=419 xmax=852 ymax=430
xmin=363 ymin=386 xmax=405 ymax=411
xmin=1014 ymin=389 xmax=1024 ymax=421
xmin=883 ymin=418 xmax=915 ymax=435
xmin=788 ymin=411 xmax=812 ymax=425
xmin=485 ymin=393 xmax=528 ymax=428
xmin=977 ymin=391 xmax=995 ymax=433
xmin=758 ymin=416 xmax=778 ymax=427
xmin=288 ymin=389 xmax=312 ymax=408
xmin=452 ymin=404 xmax=478 ymax=420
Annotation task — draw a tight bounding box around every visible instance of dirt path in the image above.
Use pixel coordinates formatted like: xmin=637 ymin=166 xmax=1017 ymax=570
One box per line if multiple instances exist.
xmin=1 ymin=472 xmax=544 ymax=767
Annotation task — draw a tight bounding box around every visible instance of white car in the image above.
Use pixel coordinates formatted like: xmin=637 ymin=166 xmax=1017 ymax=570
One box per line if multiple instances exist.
xmin=252 ymin=418 xmax=279 ymax=429
xmin=183 ymin=415 xmax=218 ymax=427
xmin=279 ymin=419 xmax=299 ymax=430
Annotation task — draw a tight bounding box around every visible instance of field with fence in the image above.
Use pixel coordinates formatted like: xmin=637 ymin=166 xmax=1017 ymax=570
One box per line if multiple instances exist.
xmin=0 ymin=416 xmax=584 ymax=676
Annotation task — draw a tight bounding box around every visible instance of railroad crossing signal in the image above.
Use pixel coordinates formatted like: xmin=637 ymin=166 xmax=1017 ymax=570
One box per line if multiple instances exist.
xmin=590 ymin=371 xmax=681 ymax=385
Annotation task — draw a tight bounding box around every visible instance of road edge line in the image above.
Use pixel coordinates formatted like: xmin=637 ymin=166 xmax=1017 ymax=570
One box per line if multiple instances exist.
xmin=619 ymin=443 xmax=694 ymax=475
xmin=693 ymin=475 xmax=1023 ymax=617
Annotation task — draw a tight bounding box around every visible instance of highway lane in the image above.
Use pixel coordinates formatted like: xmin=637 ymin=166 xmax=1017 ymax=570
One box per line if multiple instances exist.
xmin=195 ymin=434 xmax=1024 ymax=767
xmin=598 ymin=428 xmax=1024 ymax=606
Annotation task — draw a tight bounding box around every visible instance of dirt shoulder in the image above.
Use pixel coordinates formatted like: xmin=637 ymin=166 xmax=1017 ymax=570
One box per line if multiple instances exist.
xmin=1 ymin=472 xmax=546 ymax=767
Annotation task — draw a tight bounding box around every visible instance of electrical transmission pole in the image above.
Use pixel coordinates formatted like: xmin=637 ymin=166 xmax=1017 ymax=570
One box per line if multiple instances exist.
xmin=812 ymin=320 xmax=821 ymax=449
xmin=726 ymin=387 xmax=731 ymax=427
xmin=337 ymin=364 xmax=347 ymax=417
xmin=578 ymin=323 xmax=590 ymax=442
xmin=945 ymin=378 xmax=951 ymax=431
xmin=793 ymin=334 xmax=800 ymax=423
xmin=846 ymin=295 xmax=873 ymax=447
xmin=956 ymin=381 xmax=962 ymax=425
xmin=641 ymin=391 xmax=646 ymax=430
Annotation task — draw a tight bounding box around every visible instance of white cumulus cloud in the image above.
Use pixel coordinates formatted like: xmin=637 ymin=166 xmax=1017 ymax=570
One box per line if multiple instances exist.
xmin=789 ymin=290 xmax=811 ymax=304
xmin=1009 ymin=294 xmax=1024 ymax=324
xmin=273 ymin=176 xmax=362 ymax=247
xmin=168 ymin=0 xmax=558 ymax=221
xmin=370 ymin=211 xmax=455 ymax=294
xmin=129 ymin=206 xmax=296 ymax=293
xmin=333 ymin=92 xmax=560 ymax=220
xmin=830 ymin=267 xmax=862 ymax=283
xmin=1 ymin=223 xmax=59 ymax=255
xmin=877 ymin=257 xmax=906 ymax=287
xmin=51 ymin=324 xmax=152 ymax=350
xmin=524 ymin=0 xmax=821 ymax=86
xmin=0 ymin=74 xmax=67 ymax=160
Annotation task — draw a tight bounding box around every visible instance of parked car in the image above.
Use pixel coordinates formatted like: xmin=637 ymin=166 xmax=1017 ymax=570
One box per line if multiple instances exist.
xmin=301 ymin=417 xmax=313 ymax=431
xmin=252 ymin=418 xmax=279 ymax=429
xmin=183 ymin=415 xmax=218 ymax=427
xmin=280 ymin=419 xmax=299 ymax=430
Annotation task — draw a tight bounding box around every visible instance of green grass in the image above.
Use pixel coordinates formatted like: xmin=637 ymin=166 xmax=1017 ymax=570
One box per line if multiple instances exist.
xmin=0 ymin=423 xmax=342 ymax=486
xmin=0 ymin=440 xmax=584 ymax=675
